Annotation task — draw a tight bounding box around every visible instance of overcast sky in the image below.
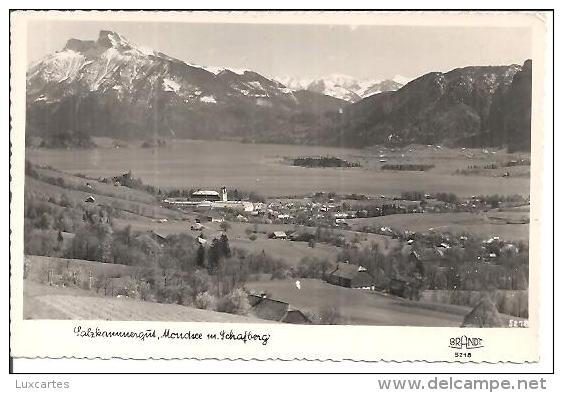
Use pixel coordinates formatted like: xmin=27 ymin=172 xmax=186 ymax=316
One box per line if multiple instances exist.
xmin=27 ymin=20 xmax=532 ymax=81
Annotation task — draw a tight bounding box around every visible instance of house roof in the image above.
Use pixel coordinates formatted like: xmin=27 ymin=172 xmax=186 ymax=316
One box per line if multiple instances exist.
xmin=151 ymin=230 xmax=168 ymax=240
xmin=60 ymin=231 xmax=75 ymax=240
xmin=401 ymin=244 xmax=414 ymax=256
xmin=192 ymin=190 xmax=220 ymax=196
xmin=249 ymin=296 xmax=289 ymax=321
xmin=59 ymin=231 xmax=75 ymax=248
xmin=273 ymin=231 xmax=287 ymax=238
xmin=248 ymin=295 xmax=310 ymax=324
xmin=407 ymin=247 xmax=442 ymax=262
xmin=328 ymin=262 xmax=367 ymax=280
xmin=419 ymin=248 xmax=443 ymax=261
xmin=248 ymin=294 xmax=265 ymax=307
xmin=282 ymin=309 xmax=311 ymax=324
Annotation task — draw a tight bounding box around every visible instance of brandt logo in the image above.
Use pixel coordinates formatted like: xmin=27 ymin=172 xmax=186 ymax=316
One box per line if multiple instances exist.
xmin=449 ymin=335 xmax=484 ymax=350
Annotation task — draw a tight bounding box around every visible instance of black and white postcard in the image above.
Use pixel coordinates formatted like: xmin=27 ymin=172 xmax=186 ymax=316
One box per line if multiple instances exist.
xmin=9 ymin=10 xmax=549 ymax=362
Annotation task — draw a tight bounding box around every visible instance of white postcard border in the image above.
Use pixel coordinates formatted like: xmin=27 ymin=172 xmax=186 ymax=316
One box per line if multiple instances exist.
xmin=9 ymin=10 xmax=550 ymax=363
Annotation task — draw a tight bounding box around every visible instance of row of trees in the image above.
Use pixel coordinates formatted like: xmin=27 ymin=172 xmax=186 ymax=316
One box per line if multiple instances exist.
xmin=293 ymin=156 xmax=360 ymax=168
xmin=163 ymin=187 xmax=266 ymax=203
xmin=35 ymin=130 xmax=96 ymax=149
xmin=381 ymin=164 xmax=435 ymax=171
xmin=337 ymin=234 xmax=529 ymax=294
xmin=396 ymin=190 xmax=528 ymax=208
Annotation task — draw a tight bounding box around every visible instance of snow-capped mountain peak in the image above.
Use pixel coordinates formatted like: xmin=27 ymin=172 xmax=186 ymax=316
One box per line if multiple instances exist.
xmin=98 ymin=30 xmax=133 ymax=49
xmin=275 ymin=74 xmax=406 ymax=102
xmin=26 ymin=30 xmax=348 ymax=144
xmin=391 ymin=74 xmax=413 ymax=86
xmin=27 ymin=30 xmax=298 ymax=102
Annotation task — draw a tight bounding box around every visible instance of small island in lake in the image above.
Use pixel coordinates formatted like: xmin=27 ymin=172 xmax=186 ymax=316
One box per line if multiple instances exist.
xmin=293 ymin=156 xmax=361 ymax=168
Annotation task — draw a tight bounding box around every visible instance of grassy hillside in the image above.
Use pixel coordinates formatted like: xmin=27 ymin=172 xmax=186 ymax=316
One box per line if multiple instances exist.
xmin=246 ymin=278 xmax=467 ymax=326
xmin=25 ymin=255 xmax=139 ymax=283
xmin=25 ymin=173 xmax=181 ymax=221
xmin=24 ymin=281 xmax=268 ymax=323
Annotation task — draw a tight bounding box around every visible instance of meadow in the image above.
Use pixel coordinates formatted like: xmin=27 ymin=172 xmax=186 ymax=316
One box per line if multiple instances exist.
xmin=111 ymin=217 xmax=342 ymax=267
xmin=26 ymin=140 xmax=530 ymax=198
xmin=345 ymin=211 xmax=530 ymax=242
xmin=246 ymin=278 xmax=468 ymax=326
xmin=24 ymin=280 xmax=266 ymax=322
xmin=110 ymin=216 xmax=399 ymax=267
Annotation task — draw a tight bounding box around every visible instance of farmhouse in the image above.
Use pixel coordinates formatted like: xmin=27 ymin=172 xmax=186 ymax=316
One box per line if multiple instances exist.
xmin=388 ymin=277 xmax=422 ymax=300
xmin=84 ymin=195 xmax=95 ymax=203
xmin=326 ymin=262 xmax=374 ymax=289
xmin=248 ymin=295 xmax=310 ymax=324
xmin=403 ymin=246 xmax=443 ymax=271
xmin=269 ymin=231 xmax=287 ymax=240
xmin=236 ymin=214 xmax=248 ymax=222
xmin=150 ymin=230 xmax=168 ymax=244
xmin=196 ymin=213 xmax=225 ymax=223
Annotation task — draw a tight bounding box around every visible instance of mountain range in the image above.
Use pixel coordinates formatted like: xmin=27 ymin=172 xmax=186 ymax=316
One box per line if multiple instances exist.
xmin=316 ymin=61 xmax=532 ymax=151
xmin=26 ymin=30 xmax=347 ymax=145
xmin=26 ymin=30 xmax=532 ymax=151
xmin=276 ymin=74 xmax=408 ymax=103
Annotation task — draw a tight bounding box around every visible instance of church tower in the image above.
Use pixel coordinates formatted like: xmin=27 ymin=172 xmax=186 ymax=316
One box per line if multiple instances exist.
xmin=221 ymin=186 xmax=228 ymax=202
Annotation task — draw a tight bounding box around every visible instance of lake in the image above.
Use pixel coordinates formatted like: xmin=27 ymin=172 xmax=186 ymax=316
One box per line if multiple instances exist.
xmin=26 ymin=140 xmax=530 ymax=198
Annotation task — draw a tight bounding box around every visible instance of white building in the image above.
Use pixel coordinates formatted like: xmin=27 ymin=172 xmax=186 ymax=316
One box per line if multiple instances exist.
xmin=192 ymin=190 xmax=221 ymax=201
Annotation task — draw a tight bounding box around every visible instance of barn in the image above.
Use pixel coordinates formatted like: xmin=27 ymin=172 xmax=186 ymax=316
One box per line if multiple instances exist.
xmin=248 ymin=295 xmax=310 ymax=324
xmin=402 ymin=245 xmax=443 ymax=276
xmin=282 ymin=308 xmax=311 ymax=324
xmin=389 ymin=277 xmax=423 ymax=300
xmin=269 ymin=231 xmax=287 ymax=240
xmin=149 ymin=230 xmax=168 ymax=245
xmin=325 ymin=262 xmax=374 ymax=289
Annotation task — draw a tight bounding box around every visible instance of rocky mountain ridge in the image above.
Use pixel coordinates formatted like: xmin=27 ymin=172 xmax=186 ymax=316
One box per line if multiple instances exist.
xmin=26 ymin=31 xmax=532 ymax=151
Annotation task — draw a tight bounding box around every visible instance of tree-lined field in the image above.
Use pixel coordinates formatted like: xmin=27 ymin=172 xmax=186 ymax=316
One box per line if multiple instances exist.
xmin=345 ymin=212 xmax=529 ymax=242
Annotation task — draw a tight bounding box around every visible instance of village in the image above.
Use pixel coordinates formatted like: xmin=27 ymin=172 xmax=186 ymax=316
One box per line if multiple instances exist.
xmin=134 ymin=179 xmax=528 ymax=323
